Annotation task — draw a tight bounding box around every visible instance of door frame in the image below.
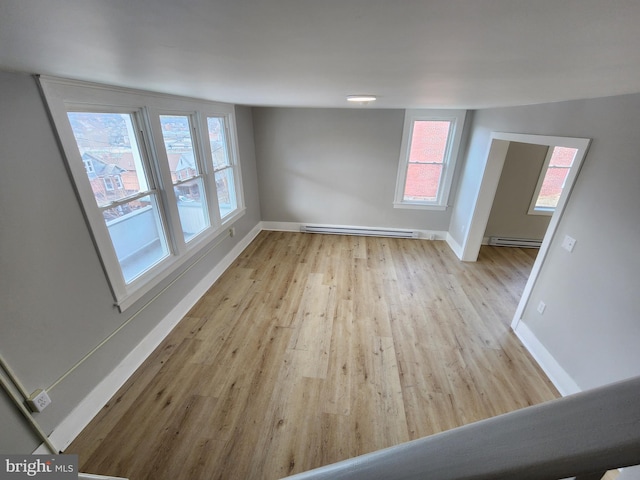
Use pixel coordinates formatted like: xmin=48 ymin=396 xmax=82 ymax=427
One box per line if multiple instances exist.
xmin=461 ymin=132 xmax=591 ymax=329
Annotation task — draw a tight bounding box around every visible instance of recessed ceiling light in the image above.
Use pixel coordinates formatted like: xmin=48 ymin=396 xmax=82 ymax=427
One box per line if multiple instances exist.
xmin=347 ymin=94 xmax=377 ymax=103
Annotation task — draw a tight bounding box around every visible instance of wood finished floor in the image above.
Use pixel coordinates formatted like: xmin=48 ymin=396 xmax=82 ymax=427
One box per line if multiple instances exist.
xmin=67 ymin=231 xmax=560 ymax=480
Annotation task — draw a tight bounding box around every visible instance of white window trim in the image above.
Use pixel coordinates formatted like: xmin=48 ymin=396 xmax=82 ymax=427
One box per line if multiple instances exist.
xmin=527 ymin=146 xmax=570 ymax=216
xmin=394 ymin=109 xmax=467 ymax=210
xmin=38 ymin=76 xmax=245 ymax=311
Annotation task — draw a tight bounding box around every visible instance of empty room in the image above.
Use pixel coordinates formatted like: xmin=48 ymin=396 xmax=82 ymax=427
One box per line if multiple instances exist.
xmin=1 ymin=2 xmax=639 ymax=480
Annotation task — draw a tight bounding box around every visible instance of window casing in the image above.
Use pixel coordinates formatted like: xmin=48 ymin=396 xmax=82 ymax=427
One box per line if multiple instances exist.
xmin=394 ymin=109 xmax=466 ymax=210
xmin=39 ymin=77 xmax=245 ymax=311
xmin=528 ymin=146 xmax=578 ymax=216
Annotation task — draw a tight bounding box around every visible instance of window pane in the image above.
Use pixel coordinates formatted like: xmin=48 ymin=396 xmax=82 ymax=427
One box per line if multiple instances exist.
xmin=67 ymin=112 xmax=150 ymax=207
xmin=103 ymin=195 xmax=169 ymax=283
xmin=403 ymin=163 xmax=443 ymax=202
xmin=534 ymin=146 xmax=578 ymax=209
xmin=159 ymin=115 xmax=210 ymax=242
xmin=207 ymin=117 xmax=230 ymax=170
xmin=215 ymin=168 xmax=237 ymax=218
xmin=536 ymin=167 xmax=570 ymax=209
xmin=175 ymin=178 xmax=209 ymax=242
xmin=549 ymin=146 xmax=577 ymax=167
xmin=409 ymin=121 xmax=450 ymax=164
xmin=159 ymin=115 xmax=200 ymax=181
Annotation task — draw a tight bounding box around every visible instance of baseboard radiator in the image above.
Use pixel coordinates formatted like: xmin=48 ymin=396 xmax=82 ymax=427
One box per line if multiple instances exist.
xmin=300 ymin=225 xmax=418 ymax=239
xmin=488 ymin=236 xmax=542 ymax=248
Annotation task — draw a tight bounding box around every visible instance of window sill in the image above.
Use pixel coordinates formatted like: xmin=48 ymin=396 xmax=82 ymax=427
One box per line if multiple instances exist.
xmin=115 ymin=210 xmax=246 ymax=312
xmin=393 ymin=202 xmax=448 ymax=211
xmin=527 ymin=207 xmax=554 ymax=216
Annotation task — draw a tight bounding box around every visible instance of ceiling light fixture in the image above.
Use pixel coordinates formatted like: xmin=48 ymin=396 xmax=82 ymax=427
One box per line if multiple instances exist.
xmin=347 ymin=94 xmax=377 ymax=104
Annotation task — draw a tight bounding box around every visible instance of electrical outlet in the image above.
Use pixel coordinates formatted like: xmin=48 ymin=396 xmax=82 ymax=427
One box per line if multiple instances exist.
xmin=537 ymin=301 xmax=546 ymax=315
xmin=562 ymin=235 xmax=576 ymax=252
xmin=27 ymin=389 xmax=51 ymax=413
xmin=229 ymin=227 xmax=235 ymax=238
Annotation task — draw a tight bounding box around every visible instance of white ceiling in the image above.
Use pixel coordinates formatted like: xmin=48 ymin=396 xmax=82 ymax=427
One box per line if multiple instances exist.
xmin=2 ymin=0 xmax=640 ymax=109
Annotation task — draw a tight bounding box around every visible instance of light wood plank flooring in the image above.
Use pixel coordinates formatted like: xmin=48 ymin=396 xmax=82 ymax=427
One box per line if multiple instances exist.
xmin=67 ymin=231 xmax=559 ymax=479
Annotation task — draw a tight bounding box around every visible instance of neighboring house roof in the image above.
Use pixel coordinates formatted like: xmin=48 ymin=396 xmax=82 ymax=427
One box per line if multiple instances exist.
xmin=82 ymin=152 xmax=126 ymax=178
xmin=175 ymin=152 xmax=196 ymax=172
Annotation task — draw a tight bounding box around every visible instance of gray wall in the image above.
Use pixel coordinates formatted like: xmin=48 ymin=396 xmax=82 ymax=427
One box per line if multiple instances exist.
xmin=451 ymin=93 xmax=640 ymax=390
xmin=484 ymin=142 xmax=551 ymax=240
xmin=252 ymin=108 xmax=456 ymax=232
xmin=0 ymin=70 xmax=261 ymax=452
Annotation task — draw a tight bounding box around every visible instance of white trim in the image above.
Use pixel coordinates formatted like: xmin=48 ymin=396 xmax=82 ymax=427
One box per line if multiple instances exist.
xmin=446 ymin=232 xmax=464 ymax=260
xmin=454 ymin=132 xmax=590 ymax=329
xmin=37 ymin=76 xmax=245 ymax=312
xmin=34 ymin=223 xmax=262 ymax=453
xmin=527 ymin=145 xmax=576 ymax=216
xmin=512 ymin=321 xmax=581 ymax=397
xmin=460 ymin=138 xmax=511 ymax=262
xmin=394 ymin=109 xmax=467 ymax=209
xmin=261 ymin=221 xmax=447 ymax=240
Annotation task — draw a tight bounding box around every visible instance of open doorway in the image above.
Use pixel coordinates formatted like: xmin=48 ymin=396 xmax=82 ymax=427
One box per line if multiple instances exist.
xmin=461 ymin=132 xmax=590 ymax=329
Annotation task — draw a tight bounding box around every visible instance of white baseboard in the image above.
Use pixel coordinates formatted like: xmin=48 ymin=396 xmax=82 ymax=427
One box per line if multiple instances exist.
xmin=261 ymin=221 xmax=447 ymax=240
xmin=512 ymin=321 xmax=581 ymax=397
xmin=39 ymin=223 xmax=262 ymax=453
xmin=446 ymin=233 xmax=464 ymax=260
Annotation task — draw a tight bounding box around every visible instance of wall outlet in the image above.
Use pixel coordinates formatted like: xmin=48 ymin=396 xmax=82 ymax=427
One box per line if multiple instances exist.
xmin=537 ymin=301 xmax=546 ymax=315
xmin=229 ymin=227 xmax=236 ymax=238
xmin=561 ymin=235 xmax=576 ymax=252
xmin=27 ymin=389 xmax=51 ymax=413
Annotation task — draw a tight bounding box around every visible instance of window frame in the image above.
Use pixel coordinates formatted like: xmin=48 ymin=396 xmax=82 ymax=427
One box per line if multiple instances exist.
xmin=39 ymin=76 xmax=245 ymax=311
xmin=527 ymin=146 xmax=576 ymax=216
xmin=207 ymin=115 xmax=241 ymax=221
xmin=394 ymin=109 xmax=467 ymax=210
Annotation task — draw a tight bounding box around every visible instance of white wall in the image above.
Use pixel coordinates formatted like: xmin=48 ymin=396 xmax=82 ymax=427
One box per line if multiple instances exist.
xmin=484 ymin=141 xmax=551 ymax=240
xmin=0 ymin=70 xmax=261 ymax=452
xmin=451 ymin=94 xmax=640 ymax=391
xmin=252 ymin=108 xmax=460 ymax=232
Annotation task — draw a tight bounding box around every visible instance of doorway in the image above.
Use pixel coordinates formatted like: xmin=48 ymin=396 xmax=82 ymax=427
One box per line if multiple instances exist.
xmin=461 ymin=132 xmax=590 ymax=329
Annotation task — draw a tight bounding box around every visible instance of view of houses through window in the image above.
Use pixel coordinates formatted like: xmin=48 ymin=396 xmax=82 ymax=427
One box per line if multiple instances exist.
xmin=208 ymin=116 xmax=237 ymax=218
xmin=158 ymin=114 xmax=210 ymax=243
xmin=66 ymin=108 xmax=242 ymax=290
xmin=67 ymin=112 xmax=170 ymax=283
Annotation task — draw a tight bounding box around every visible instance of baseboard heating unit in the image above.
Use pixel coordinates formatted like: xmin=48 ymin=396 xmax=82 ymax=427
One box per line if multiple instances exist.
xmin=300 ymin=225 xmax=418 ymax=239
xmin=488 ymin=237 xmax=542 ymax=248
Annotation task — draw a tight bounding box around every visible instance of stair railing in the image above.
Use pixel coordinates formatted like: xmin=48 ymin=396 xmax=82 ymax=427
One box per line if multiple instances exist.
xmin=282 ymin=376 xmax=640 ymax=480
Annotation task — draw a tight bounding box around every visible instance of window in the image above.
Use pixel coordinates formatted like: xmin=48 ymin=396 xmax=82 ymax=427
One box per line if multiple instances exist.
xmin=158 ymin=114 xmax=210 ymax=243
xmin=394 ymin=110 xmax=466 ymax=210
xmin=529 ymin=146 xmax=578 ymax=215
xmin=103 ymin=177 xmax=114 ymax=191
xmin=40 ymin=77 xmax=245 ymax=311
xmin=207 ymin=116 xmax=238 ymax=219
xmin=83 ymin=158 xmax=94 ymax=174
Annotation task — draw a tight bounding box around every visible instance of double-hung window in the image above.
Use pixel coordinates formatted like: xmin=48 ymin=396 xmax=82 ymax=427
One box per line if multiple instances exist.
xmin=394 ymin=109 xmax=466 ymax=210
xmin=528 ymin=146 xmax=578 ymax=215
xmin=40 ymin=77 xmax=245 ymax=311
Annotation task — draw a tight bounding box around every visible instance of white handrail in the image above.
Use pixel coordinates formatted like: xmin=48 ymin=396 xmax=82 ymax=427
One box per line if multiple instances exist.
xmin=282 ymin=376 xmax=640 ymax=480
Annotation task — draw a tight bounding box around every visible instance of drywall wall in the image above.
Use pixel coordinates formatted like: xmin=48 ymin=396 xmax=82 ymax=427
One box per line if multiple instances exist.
xmin=484 ymin=142 xmax=551 ymax=240
xmin=252 ymin=108 xmax=459 ymax=231
xmin=451 ymin=93 xmax=640 ymax=391
xmin=0 ymin=70 xmax=261 ymax=452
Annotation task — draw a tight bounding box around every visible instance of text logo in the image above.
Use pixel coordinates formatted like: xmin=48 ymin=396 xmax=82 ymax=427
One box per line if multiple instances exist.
xmin=1 ymin=455 xmax=77 ymax=479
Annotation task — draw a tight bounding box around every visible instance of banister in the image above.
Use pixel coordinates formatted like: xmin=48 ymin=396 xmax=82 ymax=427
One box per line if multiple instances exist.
xmin=282 ymin=376 xmax=640 ymax=480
